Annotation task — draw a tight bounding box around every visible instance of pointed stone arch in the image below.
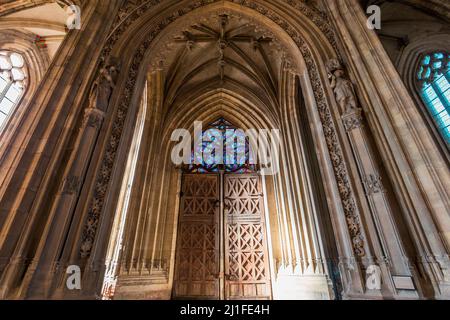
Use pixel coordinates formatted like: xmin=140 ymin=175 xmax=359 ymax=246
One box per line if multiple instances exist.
xmin=70 ymin=0 xmax=367 ymax=300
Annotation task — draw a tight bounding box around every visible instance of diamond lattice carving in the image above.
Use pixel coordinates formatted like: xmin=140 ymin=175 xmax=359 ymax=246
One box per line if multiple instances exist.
xmin=224 ymin=175 xmax=271 ymax=299
xmin=183 ymin=175 xmax=217 ymax=216
xmin=227 ymin=224 xmax=266 ymax=281
xmin=175 ymin=174 xmax=270 ymax=299
xmin=174 ymin=175 xmax=219 ymax=299
xmin=225 ymin=176 xmax=260 ymax=215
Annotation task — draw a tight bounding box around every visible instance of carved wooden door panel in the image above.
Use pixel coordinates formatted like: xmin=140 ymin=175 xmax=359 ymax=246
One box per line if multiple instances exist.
xmin=224 ymin=175 xmax=272 ymax=300
xmin=173 ymin=174 xmax=220 ymax=299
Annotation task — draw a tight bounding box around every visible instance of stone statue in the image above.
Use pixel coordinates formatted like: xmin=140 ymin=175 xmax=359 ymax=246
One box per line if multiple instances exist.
xmin=327 ymin=59 xmax=358 ymax=114
xmin=89 ymin=57 xmax=120 ymax=112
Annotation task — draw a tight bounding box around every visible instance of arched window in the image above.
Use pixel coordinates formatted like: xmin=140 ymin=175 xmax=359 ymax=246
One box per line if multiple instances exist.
xmin=0 ymin=51 xmax=27 ymax=132
xmin=417 ymin=52 xmax=450 ymax=145
xmin=187 ymin=118 xmax=256 ymax=173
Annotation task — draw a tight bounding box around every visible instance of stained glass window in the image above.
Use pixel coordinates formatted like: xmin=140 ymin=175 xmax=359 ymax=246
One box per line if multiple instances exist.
xmin=188 ymin=118 xmax=256 ymax=173
xmin=0 ymin=51 xmax=27 ymax=133
xmin=417 ymin=52 xmax=450 ymax=145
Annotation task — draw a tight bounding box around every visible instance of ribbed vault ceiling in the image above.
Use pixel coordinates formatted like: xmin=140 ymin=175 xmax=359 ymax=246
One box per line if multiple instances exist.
xmin=150 ymin=13 xmax=292 ymax=111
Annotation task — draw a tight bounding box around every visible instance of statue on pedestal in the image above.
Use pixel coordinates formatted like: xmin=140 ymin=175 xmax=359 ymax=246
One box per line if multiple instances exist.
xmin=326 ymin=59 xmax=359 ymax=114
xmin=88 ymin=57 xmax=121 ymax=112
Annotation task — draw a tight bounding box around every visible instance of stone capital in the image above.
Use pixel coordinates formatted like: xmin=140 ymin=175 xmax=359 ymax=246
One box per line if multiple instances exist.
xmin=83 ymin=108 xmax=105 ymax=129
xmin=363 ymin=173 xmax=385 ymax=196
xmin=342 ymin=108 xmax=364 ymax=132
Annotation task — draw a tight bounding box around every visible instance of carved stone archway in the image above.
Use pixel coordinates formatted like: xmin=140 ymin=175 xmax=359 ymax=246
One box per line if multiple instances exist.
xmin=4 ymin=0 xmax=445 ymax=301
xmin=70 ymin=0 xmax=367 ymax=300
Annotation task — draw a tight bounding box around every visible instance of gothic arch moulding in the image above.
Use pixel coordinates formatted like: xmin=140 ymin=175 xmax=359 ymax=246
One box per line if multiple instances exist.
xmin=48 ymin=0 xmax=372 ymax=300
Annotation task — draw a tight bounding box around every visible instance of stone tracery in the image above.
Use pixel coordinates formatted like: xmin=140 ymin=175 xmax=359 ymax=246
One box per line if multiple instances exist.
xmin=0 ymin=0 xmax=448 ymax=301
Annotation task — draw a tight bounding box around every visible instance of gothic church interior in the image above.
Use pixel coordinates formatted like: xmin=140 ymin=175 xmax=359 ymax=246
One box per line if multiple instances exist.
xmin=0 ymin=0 xmax=449 ymax=300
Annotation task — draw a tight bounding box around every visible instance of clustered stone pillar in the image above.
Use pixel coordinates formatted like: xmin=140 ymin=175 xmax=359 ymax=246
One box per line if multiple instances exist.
xmin=270 ymin=70 xmax=335 ymax=300
xmin=327 ymin=58 xmax=418 ymax=298
xmin=25 ymin=59 xmax=121 ymax=299
xmin=0 ymin=1 xmax=123 ymax=299
xmin=325 ymin=0 xmax=450 ymax=299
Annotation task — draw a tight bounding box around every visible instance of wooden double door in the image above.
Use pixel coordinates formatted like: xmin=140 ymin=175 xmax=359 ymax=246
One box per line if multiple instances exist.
xmin=173 ymin=173 xmax=272 ymax=300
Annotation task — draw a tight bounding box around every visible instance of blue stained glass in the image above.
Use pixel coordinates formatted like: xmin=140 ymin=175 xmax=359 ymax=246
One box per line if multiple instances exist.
xmin=424 ymin=85 xmax=437 ymax=101
xmin=440 ymin=112 xmax=450 ymax=123
xmin=444 ymin=90 xmax=450 ymax=104
xmin=431 ymin=98 xmax=445 ymax=113
xmin=432 ymin=101 xmax=445 ymax=115
xmin=434 ymin=61 xmax=442 ymax=69
xmin=436 ymin=76 xmax=449 ymax=92
xmin=418 ymin=52 xmax=450 ymax=145
xmin=445 ymin=126 xmax=450 ymax=135
xmin=189 ymin=118 xmax=257 ymax=173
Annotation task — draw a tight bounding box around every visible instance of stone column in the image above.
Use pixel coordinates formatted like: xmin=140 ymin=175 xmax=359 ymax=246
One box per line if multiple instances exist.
xmin=25 ymin=107 xmax=105 ymax=298
xmin=325 ymin=0 xmax=450 ymax=298
xmin=24 ymin=55 xmax=122 ymax=298
xmin=88 ymin=70 xmax=166 ymax=299
xmin=0 ymin=0 xmax=123 ymax=299
xmin=26 ymin=62 xmax=122 ymax=297
xmin=327 ymin=59 xmax=418 ymax=297
xmin=344 ymin=105 xmax=418 ymax=296
xmin=270 ymin=70 xmax=336 ymax=300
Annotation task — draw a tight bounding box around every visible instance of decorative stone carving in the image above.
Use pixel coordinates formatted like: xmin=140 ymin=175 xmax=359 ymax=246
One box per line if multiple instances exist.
xmin=80 ymin=235 xmax=94 ymax=259
xmin=81 ymin=0 xmax=364 ymax=259
xmin=364 ymin=174 xmax=385 ymax=195
xmin=116 ymin=0 xmax=149 ymax=23
xmin=100 ymin=0 xmax=339 ymax=68
xmin=79 ymin=60 xmax=121 ymax=259
xmin=302 ymin=57 xmax=365 ymax=256
xmin=327 ymin=59 xmax=359 ymax=114
xmin=342 ymin=108 xmax=363 ymax=132
xmin=88 ymin=57 xmax=121 ymax=112
xmin=156 ymin=11 xmax=286 ymax=72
